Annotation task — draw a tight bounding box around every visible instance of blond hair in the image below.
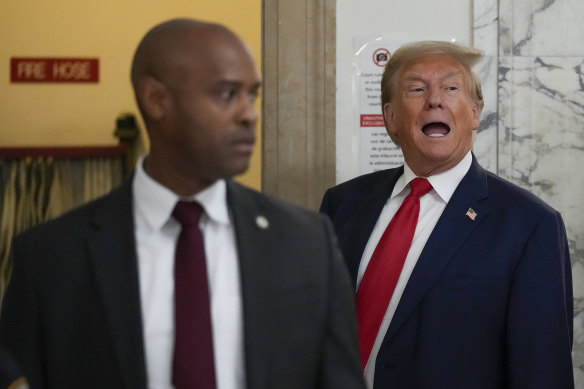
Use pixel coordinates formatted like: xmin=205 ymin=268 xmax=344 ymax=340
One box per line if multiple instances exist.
xmin=380 ymin=41 xmax=484 ymax=109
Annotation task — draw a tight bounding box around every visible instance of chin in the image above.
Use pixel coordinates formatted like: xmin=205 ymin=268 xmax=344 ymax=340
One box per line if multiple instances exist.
xmin=227 ymin=163 xmax=251 ymax=178
xmin=415 ymin=149 xmax=453 ymax=166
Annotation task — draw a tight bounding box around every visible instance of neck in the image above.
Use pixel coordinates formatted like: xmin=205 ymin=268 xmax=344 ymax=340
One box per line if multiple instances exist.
xmin=143 ymin=156 xmax=214 ymax=196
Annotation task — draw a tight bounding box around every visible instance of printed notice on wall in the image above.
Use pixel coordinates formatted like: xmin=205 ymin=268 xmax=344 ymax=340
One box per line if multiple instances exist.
xmin=354 ymin=37 xmax=404 ymax=175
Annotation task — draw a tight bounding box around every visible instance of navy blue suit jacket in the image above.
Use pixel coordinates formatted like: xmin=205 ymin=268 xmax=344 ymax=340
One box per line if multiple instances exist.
xmin=320 ymin=156 xmax=574 ymax=388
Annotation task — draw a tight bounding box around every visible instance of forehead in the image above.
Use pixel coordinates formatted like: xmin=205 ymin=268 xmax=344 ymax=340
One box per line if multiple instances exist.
xmin=399 ymin=54 xmax=467 ymax=82
xmin=170 ymin=29 xmax=259 ymax=85
xmin=205 ymin=39 xmax=258 ymax=80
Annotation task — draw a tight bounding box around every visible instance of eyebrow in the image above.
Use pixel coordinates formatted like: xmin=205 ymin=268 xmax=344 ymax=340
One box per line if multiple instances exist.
xmin=402 ymin=69 xmax=463 ymax=83
xmin=216 ymin=79 xmax=262 ymax=90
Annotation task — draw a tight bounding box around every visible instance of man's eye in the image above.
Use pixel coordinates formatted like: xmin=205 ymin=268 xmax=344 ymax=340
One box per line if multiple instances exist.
xmin=407 ymin=87 xmax=425 ymax=94
xmin=249 ymin=90 xmax=259 ymax=102
xmin=445 ymin=86 xmax=458 ymax=91
xmin=220 ymin=89 xmax=236 ymax=100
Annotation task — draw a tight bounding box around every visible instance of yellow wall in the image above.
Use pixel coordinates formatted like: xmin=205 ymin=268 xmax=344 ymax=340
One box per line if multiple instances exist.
xmin=0 ymin=0 xmax=262 ymax=190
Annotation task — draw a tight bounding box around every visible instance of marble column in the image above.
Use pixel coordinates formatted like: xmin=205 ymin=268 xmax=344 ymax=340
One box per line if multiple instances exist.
xmin=474 ymin=0 xmax=584 ymax=384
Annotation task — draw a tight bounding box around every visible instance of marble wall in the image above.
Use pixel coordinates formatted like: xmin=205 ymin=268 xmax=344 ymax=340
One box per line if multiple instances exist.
xmin=473 ymin=0 xmax=584 ymax=384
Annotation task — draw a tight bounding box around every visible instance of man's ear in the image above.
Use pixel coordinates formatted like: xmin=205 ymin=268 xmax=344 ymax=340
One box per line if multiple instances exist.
xmin=383 ymin=102 xmax=398 ymax=140
xmin=471 ymin=101 xmax=482 ymax=131
xmin=136 ymin=76 xmax=169 ymax=121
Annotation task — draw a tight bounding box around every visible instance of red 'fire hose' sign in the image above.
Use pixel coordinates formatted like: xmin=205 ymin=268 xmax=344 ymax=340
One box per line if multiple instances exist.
xmin=11 ymin=57 xmax=99 ymax=83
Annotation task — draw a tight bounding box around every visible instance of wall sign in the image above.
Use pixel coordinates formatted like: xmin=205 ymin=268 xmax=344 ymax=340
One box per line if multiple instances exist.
xmin=353 ymin=36 xmax=456 ymax=175
xmin=10 ymin=57 xmax=99 ymax=83
xmin=354 ymin=37 xmax=404 ymax=175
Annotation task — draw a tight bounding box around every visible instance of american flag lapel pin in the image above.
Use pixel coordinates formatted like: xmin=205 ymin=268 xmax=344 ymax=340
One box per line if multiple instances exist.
xmin=465 ymin=207 xmax=477 ymax=221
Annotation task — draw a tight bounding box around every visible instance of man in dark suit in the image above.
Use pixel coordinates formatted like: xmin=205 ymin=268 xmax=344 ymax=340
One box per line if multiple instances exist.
xmin=320 ymin=41 xmax=574 ymax=388
xmin=0 ymin=18 xmax=365 ymax=389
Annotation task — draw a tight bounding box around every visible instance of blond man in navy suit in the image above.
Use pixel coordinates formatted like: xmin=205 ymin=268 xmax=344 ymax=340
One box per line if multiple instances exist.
xmin=321 ymin=41 xmax=573 ymax=388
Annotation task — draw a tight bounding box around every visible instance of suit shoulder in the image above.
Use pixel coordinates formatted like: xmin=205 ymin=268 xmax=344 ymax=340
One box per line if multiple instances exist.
xmin=331 ymin=168 xmax=399 ymax=190
xmin=227 ymin=181 xmax=328 ymax=227
xmin=485 ymin=171 xmax=559 ymax=215
xmin=325 ymin=168 xmax=401 ymax=196
xmin=16 ymin=181 xmax=132 ymax=241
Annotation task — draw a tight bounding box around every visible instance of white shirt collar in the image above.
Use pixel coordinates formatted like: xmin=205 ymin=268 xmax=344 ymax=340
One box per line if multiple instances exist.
xmin=133 ymin=155 xmax=231 ymax=231
xmin=393 ymin=151 xmax=473 ymax=203
xmin=190 ymin=178 xmax=231 ymax=226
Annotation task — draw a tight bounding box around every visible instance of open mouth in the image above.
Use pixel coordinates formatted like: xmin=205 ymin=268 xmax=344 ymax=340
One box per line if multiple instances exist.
xmin=422 ymin=122 xmax=450 ymax=138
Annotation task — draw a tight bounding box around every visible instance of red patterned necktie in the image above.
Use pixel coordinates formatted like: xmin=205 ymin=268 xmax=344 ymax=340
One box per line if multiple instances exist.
xmin=356 ymin=177 xmax=433 ymax=369
xmin=172 ymin=201 xmax=216 ymax=389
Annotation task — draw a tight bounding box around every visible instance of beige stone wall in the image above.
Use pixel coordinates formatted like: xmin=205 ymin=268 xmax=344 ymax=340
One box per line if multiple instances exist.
xmin=262 ymin=0 xmax=336 ymax=210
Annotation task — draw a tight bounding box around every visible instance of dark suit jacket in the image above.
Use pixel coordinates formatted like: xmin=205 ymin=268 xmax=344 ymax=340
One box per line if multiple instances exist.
xmin=0 ymin=179 xmax=365 ymax=389
xmin=320 ymin=157 xmax=574 ymax=388
xmin=0 ymin=346 xmax=28 ymax=389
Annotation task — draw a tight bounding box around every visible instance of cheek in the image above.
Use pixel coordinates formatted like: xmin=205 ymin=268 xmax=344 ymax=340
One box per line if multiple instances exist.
xmin=394 ymin=110 xmax=419 ymax=135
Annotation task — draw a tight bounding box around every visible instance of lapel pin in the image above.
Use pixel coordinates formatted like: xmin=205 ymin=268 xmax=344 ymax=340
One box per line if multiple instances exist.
xmin=255 ymin=215 xmax=269 ymax=229
xmin=465 ymin=207 xmax=477 ymax=221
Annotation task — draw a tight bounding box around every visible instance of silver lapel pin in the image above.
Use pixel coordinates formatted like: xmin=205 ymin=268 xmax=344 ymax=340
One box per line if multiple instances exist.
xmin=255 ymin=215 xmax=269 ymax=229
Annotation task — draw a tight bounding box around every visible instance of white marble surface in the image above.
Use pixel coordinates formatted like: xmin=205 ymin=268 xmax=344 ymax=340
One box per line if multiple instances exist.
xmin=474 ymin=0 xmax=584 ymax=384
xmin=473 ymin=0 xmax=498 ymax=171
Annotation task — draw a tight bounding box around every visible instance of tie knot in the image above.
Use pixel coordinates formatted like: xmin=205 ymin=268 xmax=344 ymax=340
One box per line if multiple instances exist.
xmin=173 ymin=201 xmax=204 ymax=226
xmin=409 ymin=178 xmax=432 ymax=198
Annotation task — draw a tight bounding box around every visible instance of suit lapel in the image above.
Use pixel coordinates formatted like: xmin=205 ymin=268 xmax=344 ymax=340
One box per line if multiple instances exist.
xmin=384 ymin=158 xmax=490 ymax=343
xmin=226 ymin=181 xmax=277 ymax=388
xmin=86 ymin=181 xmax=147 ymax=389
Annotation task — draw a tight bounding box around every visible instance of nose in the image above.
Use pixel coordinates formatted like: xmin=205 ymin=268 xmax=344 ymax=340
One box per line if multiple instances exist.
xmin=426 ymin=88 xmax=443 ymax=109
xmin=239 ymin=95 xmax=258 ymax=127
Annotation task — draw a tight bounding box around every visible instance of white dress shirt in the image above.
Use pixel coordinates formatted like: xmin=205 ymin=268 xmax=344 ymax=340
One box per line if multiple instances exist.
xmin=133 ymin=156 xmax=246 ymax=389
xmin=358 ymin=152 xmax=472 ymax=388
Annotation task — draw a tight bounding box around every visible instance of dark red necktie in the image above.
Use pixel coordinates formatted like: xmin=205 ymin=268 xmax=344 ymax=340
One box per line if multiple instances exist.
xmin=172 ymin=201 xmax=216 ymax=389
xmin=356 ymin=177 xmax=433 ymax=369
